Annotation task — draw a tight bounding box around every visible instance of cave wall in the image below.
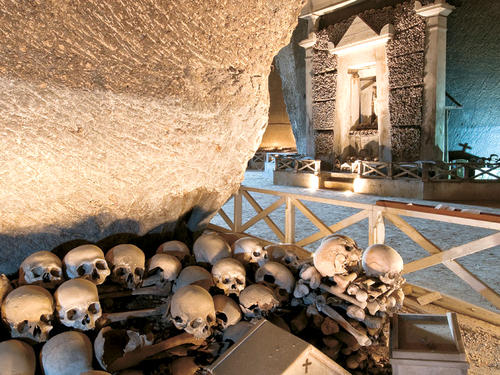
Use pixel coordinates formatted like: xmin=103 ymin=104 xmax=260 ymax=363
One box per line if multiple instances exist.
xmin=312 ymin=0 xmax=426 ymax=162
xmin=446 ymin=0 xmax=500 ymax=158
xmin=0 ymin=0 xmax=303 ymax=273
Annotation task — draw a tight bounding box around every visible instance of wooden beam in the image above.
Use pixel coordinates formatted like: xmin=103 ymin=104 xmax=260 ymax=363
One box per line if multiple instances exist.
xmin=293 ymin=198 xmax=333 ymax=236
xmin=241 ymin=190 xmax=285 ymax=242
xmin=233 ymin=191 xmax=242 ymax=233
xmin=403 ymin=232 xmax=500 ymax=274
xmin=239 ymin=197 xmax=285 ymax=233
xmin=296 ymin=210 xmax=369 ymax=247
xmin=406 ymin=283 xmax=500 ymax=326
xmin=217 ymin=207 xmax=234 ymax=231
xmin=417 ymin=291 xmax=442 ymax=306
xmin=285 ymin=196 xmax=295 ymax=243
xmin=385 ymin=213 xmax=500 ymax=310
xmin=369 ymin=209 xmax=385 ymax=245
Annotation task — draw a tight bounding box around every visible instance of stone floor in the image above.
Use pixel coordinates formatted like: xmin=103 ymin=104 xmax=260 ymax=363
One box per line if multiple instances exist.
xmin=211 ymin=171 xmax=500 ymax=312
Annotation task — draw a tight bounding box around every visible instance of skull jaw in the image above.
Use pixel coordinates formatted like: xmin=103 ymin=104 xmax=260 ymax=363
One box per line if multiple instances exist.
xmin=112 ymin=272 xmax=142 ymax=290
xmin=60 ymin=314 xmax=100 ymax=331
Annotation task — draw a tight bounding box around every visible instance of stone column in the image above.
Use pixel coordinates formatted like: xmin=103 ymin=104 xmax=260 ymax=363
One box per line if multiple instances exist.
xmin=416 ymin=0 xmax=454 ymax=161
xmin=298 ymin=15 xmax=319 ymax=156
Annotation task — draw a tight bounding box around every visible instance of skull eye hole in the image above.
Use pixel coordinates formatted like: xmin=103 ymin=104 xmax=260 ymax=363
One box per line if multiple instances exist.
xmin=263 ymin=274 xmax=276 ymax=284
xmin=50 ymin=268 xmax=61 ymax=277
xmin=174 ymin=316 xmax=184 ymax=324
xmin=96 ymin=261 xmax=107 ymax=270
xmin=345 ymin=246 xmax=352 ymax=251
xmin=222 ymin=278 xmax=231 ymax=284
xmin=77 ymin=265 xmax=87 ymax=276
xmin=253 ymin=251 xmax=261 ymax=257
xmin=248 ymin=304 xmax=258 ymax=310
xmin=206 ymin=315 xmax=214 ymax=323
xmin=235 ymin=278 xmax=244 ymax=285
xmin=31 ymin=267 xmax=44 ymax=278
xmin=216 ymin=312 xmax=227 ymax=323
xmin=134 ymin=268 xmax=144 ymax=277
xmin=115 ymin=267 xmax=127 ymax=276
xmin=66 ymin=309 xmax=79 ymax=320
xmin=40 ymin=314 xmax=52 ymax=324
xmin=88 ymin=303 xmax=100 ymax=315
xmin=17 ymin=320 xmax=28 ymax=332
xmin=190 ymin=319 xmax=202 ymax=329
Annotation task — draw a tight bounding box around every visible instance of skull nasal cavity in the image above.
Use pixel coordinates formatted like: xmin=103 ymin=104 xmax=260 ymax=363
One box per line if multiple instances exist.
xmin=264 ymin=275 xmax=276 ymax=284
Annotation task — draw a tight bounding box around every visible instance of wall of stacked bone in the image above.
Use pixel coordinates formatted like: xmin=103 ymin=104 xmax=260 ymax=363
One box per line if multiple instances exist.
xmin=0 ymin=232 xmax=405 ymax=374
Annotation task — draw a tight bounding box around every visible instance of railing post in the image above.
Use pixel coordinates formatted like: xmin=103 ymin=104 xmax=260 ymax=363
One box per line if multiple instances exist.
xmin=233 ymin=189 xmax=242 ymax=233
xmin=369 ymin=208 xmax=385 ymax=245
xmin=285 ymin=197 xmax=295 ymax=243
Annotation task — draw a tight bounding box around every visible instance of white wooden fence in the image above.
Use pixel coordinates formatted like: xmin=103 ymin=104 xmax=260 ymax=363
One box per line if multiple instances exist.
xmin=209 ymin=186 xmax=500 ymax=325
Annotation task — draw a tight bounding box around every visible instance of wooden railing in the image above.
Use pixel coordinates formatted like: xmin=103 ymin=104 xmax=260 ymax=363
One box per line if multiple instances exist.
xmin=209 ymin=186 xmax=500 ymax=325
xmin=349 ymin=160 xmax=500 ymax=181
xmin=275 ymin=155 xmax=321 ymax=175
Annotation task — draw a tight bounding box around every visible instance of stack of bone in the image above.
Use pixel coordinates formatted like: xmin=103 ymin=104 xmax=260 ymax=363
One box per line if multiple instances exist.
xmin=0 ymin=231 xmax=405 ymax=375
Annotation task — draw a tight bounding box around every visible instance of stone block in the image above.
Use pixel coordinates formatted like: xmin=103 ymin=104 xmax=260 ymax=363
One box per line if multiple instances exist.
xmin=391 ymin=126 xmax=421 ymax=161
xmin=388 ymin=52 xmax=424 ymax=89
xmin=312 ymin=49 xmax=337 ymax=74
xmin=312 ymin=72 xmax=337 ymax=101
xmin=389 ymin=86 xmax=423 ymax=126
xmin=313 ymin=100 xmax=336 ymax=130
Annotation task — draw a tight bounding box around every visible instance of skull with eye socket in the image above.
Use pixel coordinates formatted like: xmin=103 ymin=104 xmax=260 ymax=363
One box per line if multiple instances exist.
xmin=211 ymin=258 xmax=246 ymax=296
xmin=1 ymin=285 xmax=55 ymax=343
xmin=170 ymin=285 xmax=216 ymax=339
xmin=54 ymin=279 xmax=102 ymax=331
xmin=63 ymin=245 xmax=110 ymax=285
xmin=105 ymin=244 xmax=145 ymax=290
xmin=313 ymin=234 xmax=362 ymax=276
xmin=20 ymin=251 xmax=64 ymax=289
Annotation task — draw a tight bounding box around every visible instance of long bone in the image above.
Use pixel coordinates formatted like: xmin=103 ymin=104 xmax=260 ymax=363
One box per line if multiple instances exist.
xmin=319 ymin=283 xmax=367 ymax=309
xmin=315 ymin=296 xmax=371 ymax=346
xmin=97 ymin=299 xmax=170 ymax=327
xmin=98 ymin=285 xmax=170 ymax=299
xmin=107 ymin=332 xmax=205 ymax=372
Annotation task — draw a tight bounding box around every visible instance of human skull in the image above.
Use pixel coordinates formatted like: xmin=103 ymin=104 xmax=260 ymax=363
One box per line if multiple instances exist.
xmin=193 ymin=232 xmax=231 ymax=265
xmin=1 ymin=285 xmax=54 ymax=343
xmin=0 ymin=340 xmax=36 ymax=375
xmin=0 ymin=274 xmax=12 ymax=304
xmin=233 ymin=237 xmax=268 ymax=266
xmin=313 ymin=234 xmax=362 ymax=276
xmin=63 ymin=245 xmax=110 ymax=285
xmin=142 ymin=254 xmax=181 ymax=289
xmin=54 ymin=279 xmax=101 ymax=331
xmin=41 ymin=331 xmax=93 ymax=375
xmin=170 ymin=285 xmax=216 ymax=339
xmin=211 ymin=258 xmax=246 ymax=296
xmin=213 ymin=294 xmax=242 ymax=330
xmin=19 ymin=251 xmax=64 ymax=289
xmin=238 ymin=284 xmax=279 ymax=318
xmin=265 ymin=244 xmax=311 ymax=270
xmin=106 ymin=244 xmax=145 ymax=289
xmin=362 ymin=244 xmax=404 ymax=277
xmin=173 ymin=265 xmax=214 ymax=293
xmin=255 ymin=261 xmax=295 ymax=302
xmin=157 ymin=240 xmax=191 ymax=261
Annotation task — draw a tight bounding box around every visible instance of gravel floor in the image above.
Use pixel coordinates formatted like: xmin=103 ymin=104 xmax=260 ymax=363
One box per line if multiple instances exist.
xmin=211 ymin=171 xmax=500 ymax=312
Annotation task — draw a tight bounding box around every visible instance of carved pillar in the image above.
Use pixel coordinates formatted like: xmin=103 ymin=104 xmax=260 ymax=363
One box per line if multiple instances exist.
xmin=298 ymin=15 xmax=319 ymax=156
xmin=416 ymin=0 xmax=454 ymax=161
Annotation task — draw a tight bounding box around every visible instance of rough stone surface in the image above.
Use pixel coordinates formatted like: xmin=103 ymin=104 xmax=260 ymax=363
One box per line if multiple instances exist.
xmin=312 ymin=100 xmax=336 ymax=130
xmin=389 ymin=86 xmax=424 ymax=126
xmin=0 ymin=0 xmax=303 ymax=273
xmin=314 ymin=130 xmax=335 ymax=156
xmin=391 ymin=126 xmax=421 ymax=161
xmin=312 ymin=72 xmax=337 ymax=101
xmin=387 ymin=24 xmax=425 ymax=57
xmin=275 ymin=18 xmax=311 ymax=155
xmin=446 ymin=0 xmax=500 ymax=157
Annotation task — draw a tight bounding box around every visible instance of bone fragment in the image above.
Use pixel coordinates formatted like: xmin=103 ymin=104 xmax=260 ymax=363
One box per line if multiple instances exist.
xmin=107 ymin=333 xmax=205 ymax=372
xmin=333 ymin=273 xmax=357 ymax=290
xmin=322 ymin=336 xmax=340 ymax=350
xmin=366 ymin=300 xmax=380 ymax=315
xmin=321 ymin=317 xmax=339 ymax=335
xmin=99 ymin=286 xmax=170 ymax=299
xmin=362 ymin=315 xmax=383 ymax=330
xmin=346 ymin=305 xmax=365 ymax=321
xmin=346 ymin=351 xmax=367 ymax=369
xmin=98 ymin=301 xmax=169 ymax=327
xmin=316 ymin=297 xmax=371 ymax=346
xmin=290 ymin=309 xmax=308 ymax=333
xmin=320 ymin=283 xmax=367 ymax=309
xmin=293 ymin=281 xmax=309 ymax=299
xmin=299 ymin=265 xmax=321 ymax=289
xmin=346 ymin=284 xmax=359 ymax=296
xmin=355 ymin=290 xmax=368 ymax=303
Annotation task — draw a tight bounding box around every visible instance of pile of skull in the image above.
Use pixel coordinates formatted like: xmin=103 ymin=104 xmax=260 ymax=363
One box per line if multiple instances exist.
xmin=0 ymin=231 xmax=405 ymax=375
